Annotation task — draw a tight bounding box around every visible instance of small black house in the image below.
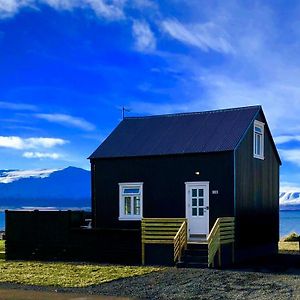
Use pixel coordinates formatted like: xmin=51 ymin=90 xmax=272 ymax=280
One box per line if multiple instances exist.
xmin=89 ymin=105 xmax=280 ymax=266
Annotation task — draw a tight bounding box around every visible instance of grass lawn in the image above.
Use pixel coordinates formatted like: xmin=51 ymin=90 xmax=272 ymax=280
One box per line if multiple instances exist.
xmin=0 ymin=260 xmax=162 ymax=288
xmin=0 ymin=239 xmax=163 ymax=288
xmin=0 ymin=241 xmax=162 ymax=288
xmin=0 ymin=240 xmax=4 ymax=252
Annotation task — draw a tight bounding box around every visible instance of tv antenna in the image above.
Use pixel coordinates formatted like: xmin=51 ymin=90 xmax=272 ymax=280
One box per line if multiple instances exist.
xmin=121 ymin=106 xmax=130 ymax=120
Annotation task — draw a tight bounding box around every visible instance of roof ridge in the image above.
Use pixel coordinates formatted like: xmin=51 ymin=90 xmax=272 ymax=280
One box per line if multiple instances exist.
xmin=124 ymin=105 xmax=261 ymax=120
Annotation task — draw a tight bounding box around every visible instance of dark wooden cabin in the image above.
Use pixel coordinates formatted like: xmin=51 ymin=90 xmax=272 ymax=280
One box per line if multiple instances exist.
xmin=89 ymin=105 xmax=281 ymax=266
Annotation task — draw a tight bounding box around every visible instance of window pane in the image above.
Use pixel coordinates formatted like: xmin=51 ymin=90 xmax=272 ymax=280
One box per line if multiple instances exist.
xmin=123 ymin=188 xmax=140 ymax=194
xmin=198 ymin=189 xmax=204 ymax=197
xmin=133 ymin=196 xmax=140 ymax=215
xmin=255 ymin=133 xmax=261 ymax=155
xmin=124 ymin=197 xmax=131 ymax=215
xmin=198 ymin=208 xmax=204 ymax=216
xmin=192 ymin=189 xmax=197 ymax=197
xmin=192 ymin=208 xmax=197 ymax=216
xmin=255 ymin=126 xmax=262 ymax=133
xmin=192 ymin=198 xmax=197 ymax=206
xmin=257 ymin=135 xmax=261 ymax=154
xmin=198 ymin=198 xmax=204 ymax=206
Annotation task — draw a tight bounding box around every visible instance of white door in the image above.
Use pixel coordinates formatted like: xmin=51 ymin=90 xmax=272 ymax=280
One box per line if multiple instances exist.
xmin=185 ymin=182 xmax=209 ymax=239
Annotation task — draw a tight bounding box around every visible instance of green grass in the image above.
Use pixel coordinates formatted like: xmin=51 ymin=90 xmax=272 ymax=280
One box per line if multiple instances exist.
xmin=0 ymin=240 xmax=4 ymax=252
xmin=0 ymin=260 xmax=162 ymax=288
xmin=282 ymin=232 xmax=299 ymax=242
xmin=0 ymin=240 xmax=162 ymax=287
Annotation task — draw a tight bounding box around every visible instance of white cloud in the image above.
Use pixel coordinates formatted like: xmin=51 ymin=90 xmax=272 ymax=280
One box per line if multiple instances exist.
xmin=0 ymin=0 xmax=32 ymax=18
xmin=22 ymin=151 xmax=61 ymax=159
xmin=280 ymin=182 xmax=300 ymax=193
xmin=132 ymin=20 xmax=156 ymax=52
xmin=275 ymin=135 xmax=300 ymax=145
xmin=0 ymin=0 xmax=125 ymax=20
xmin=161 ymin=19 xmax=234 ymax=54
xmin=279 ymin=149 xmax=300 ymax=167
xmin=0 ymin=168 xmax=59 ymax=183
xmin=0 ymin=136 xmax=67 ymax=150
xmin=0 ymin=101 xmax=37 ymax=111
xmin=83 ymin=0 xmax=125 ymax=19
xmin=35 ymin=113 xmax=96 ymax=131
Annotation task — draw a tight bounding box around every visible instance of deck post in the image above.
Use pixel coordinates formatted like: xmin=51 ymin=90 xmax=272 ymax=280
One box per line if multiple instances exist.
xmin=232 ymin=242 xmax=235 ymax=265
xmin=218 ymin=245 xmax=222 ymax=268
xmin=184 ymin=221 xmax=187 ymax=250
xmin=142 ymin=242 xmax=145 ymax=265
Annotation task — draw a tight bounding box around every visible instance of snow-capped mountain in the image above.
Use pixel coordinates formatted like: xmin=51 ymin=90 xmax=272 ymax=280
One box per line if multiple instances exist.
xmin=0 ymin=166 xmax=91 ymax=209
xmin=280 ymin=191 xmax=300 ymax=210
xmin=0 ymin=168 xmax=60 ymax=184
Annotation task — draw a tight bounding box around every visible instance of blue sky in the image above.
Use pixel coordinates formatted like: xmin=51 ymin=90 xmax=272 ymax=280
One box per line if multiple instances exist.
xmin=0 ymin=0 xmax=300 ymax=191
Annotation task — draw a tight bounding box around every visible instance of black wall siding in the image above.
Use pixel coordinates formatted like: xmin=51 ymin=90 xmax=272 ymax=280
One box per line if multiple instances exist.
xmin=235 ymin=111 xmax=280 ymax=254
xmin=6 ymin=210 xmax=140 ymax=263
xmin=92 ymin=152 xmax=235 ymax=230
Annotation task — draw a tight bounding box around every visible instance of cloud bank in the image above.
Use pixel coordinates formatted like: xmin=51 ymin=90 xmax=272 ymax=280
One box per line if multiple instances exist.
xmin=35 ymin=113 xmax=96 ymax=131
xmin=22 ymin=151 xmax=61 ymax=159
xmin=0 ymin=0 xmax=126 ymax=20
xmin=0 ymin=136 xmax=67 ymax=150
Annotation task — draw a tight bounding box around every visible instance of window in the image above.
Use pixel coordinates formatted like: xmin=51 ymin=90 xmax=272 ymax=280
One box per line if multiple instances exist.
xmin=119 ymin=183 xmax=143 ymax=220
xmin=253 ymin=120 xmax=264 ymax=159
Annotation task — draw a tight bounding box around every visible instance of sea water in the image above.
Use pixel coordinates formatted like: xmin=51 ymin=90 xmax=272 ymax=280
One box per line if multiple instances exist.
xmin=0 ymin=210 xmax=300 ymax=237
xmin=280 ymin=210 xmax=300 ymax=237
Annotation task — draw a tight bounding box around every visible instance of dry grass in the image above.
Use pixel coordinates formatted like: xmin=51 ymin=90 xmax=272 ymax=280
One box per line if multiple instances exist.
xmin=0 ymin=240 xmax=4 ymax=259
xmin=0 ymin=260 xmax=162 ymax=288
xmin=279 ymin=232 xmax=300 ymax=252
xmin=0 ymin=240 xmax=4 ymax=253
xmin=278 ymin=241 xmax=300 ymax=251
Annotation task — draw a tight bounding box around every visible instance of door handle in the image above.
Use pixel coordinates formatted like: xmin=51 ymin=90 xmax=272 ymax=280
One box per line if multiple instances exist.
xmin=205 ymin=206 xmax=209 ymax=210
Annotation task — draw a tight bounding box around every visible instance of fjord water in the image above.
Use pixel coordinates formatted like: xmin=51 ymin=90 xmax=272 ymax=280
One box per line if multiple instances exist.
xmin=280 ymin=210 xmax=300 ymax=237
xmin=1 ymin=211 xmax=300 ymax=237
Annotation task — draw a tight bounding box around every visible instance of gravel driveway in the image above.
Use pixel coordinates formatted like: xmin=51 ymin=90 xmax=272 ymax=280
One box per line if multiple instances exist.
xmin=1 ymin=266 xmax=300 ymax=299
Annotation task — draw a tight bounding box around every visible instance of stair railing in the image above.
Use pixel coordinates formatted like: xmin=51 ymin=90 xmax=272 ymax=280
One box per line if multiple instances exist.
xmin=141 ymin=218 xmax=186 ymax=265
xmin=173 ymin=220 xmax=187 ymax=263
xmin=207 ymin=217 xmax=235 ymax=268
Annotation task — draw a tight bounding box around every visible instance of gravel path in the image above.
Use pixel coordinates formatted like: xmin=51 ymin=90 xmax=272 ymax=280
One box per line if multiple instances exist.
xmin=1 ymin=266 xmax=300 ymax=299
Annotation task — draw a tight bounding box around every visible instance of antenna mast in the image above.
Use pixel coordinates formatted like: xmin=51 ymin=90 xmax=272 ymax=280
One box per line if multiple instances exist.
xmin=122 ymin=106 xmax=130 ymax=120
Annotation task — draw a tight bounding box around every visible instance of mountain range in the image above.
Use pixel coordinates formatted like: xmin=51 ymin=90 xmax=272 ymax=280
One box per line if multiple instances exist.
xmin=280 ymin=191 xmax=300 ymax=210
xmin=0 ymin=166 xmax=296 ymax=210
xmin=0 ymin=167 xmax=91 ymax=209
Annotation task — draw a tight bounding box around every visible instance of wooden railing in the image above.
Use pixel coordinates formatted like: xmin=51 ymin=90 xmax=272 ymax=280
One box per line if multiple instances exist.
xmin=207 ymin=217 xmax=235 ymax=268
xmin=141 ymin=218 xmax=187 ymax=265
xmin=173 ymin=220 xmax=187 ymax=262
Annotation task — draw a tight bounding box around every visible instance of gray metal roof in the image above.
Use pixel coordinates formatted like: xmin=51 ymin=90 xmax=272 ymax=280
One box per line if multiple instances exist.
xmin=89 ymin=106 xmax=262 ymax=159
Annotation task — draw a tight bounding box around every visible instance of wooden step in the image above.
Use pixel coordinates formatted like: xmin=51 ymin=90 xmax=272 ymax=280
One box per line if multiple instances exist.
xmin=184 ymin=248 xmax=208 ymax=256
xmin=187 ymin=242 xmax=208 ymax=250
xmin=176 ymin=243 xmax=209 ymax=268
xmin=182 ymin=254 xmax=208 ymax=264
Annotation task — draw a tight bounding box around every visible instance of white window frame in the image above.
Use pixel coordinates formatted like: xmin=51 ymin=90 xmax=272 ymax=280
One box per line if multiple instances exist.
xmin=253 ymin=120 xmax=265 ymax=160
xmin=118 ymin=182 xmax=143 ymax=221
